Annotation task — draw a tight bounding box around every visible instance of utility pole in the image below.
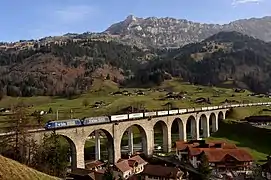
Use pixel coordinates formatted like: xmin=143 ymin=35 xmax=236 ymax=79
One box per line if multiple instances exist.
xmin=70 ymin=109 xmax=73 ymax=119
xmin=56 ymin=109 xmax=59 ymax=121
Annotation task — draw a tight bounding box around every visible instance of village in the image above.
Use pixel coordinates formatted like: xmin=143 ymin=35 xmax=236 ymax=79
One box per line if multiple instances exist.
xmin=67 ymin=139 xmax=271 ymax=180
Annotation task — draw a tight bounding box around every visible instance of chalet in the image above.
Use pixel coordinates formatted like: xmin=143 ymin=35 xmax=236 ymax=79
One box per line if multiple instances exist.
xmin=141 ymin=164 xmax=184 ymax=180
xmin=111 ymin=91 xmax=123 ymax=95
xmin=175 ymin=140 xmax=253 ymax=172
xmin=122 ymin=90 xmax=129 ymax=95
xmin=195 ymin=97 xmax=210 ymax=104
xmin=115 ymin=155 xmax=148 ymax=179
xmin=85 ymin=160 xmax=104 ymax=171
xmin=67 ymin=168 xmax=95 ymax=180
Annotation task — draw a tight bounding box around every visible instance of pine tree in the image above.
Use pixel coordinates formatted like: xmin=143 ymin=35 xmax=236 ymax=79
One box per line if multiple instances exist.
xmin=103 ymin=162 xmax=115 ymax=180
xmin=31 ymin=133 xmax=69 ymax=178
xmin=198 ymin=154 xmax=211 ymax=180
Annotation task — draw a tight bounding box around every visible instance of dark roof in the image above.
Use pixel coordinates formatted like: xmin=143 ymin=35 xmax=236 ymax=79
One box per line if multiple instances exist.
xmin=142 ymin=164 xmax=184 ymax=179
xmin=69 ymin=168 xmax=93 ymax=176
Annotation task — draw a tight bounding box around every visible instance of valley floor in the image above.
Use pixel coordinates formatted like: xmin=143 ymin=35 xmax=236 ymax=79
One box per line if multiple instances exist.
xmin=0 ymin=79 xmax=270 ymax=123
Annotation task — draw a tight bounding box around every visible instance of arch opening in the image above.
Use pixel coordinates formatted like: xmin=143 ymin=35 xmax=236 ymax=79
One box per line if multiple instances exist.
xmin=42 ymin=134 xmax=75 ymax=171
xmin=209 ymin=113 xmax=217 ymax=134
xmin=186 ymin=116 xmax=197 ymax=140
xmin=199 ymin=114 xmax=209 ymax=138
xmin=120 ymin=125 xmax=147 ymax=159
xmin=84 ymin=129 xmax=114 ymax=164
xmin=153 ymin=121 xmax=168 ymax=153
xmin=171 ymin=118 xmax=185 ymax=143
xmin=218 ymin=111 xmax=224 ymax=121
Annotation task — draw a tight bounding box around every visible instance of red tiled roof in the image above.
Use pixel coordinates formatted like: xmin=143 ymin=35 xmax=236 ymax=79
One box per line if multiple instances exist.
xmin=142 ymin=164 xmax=184 ymax=178
xmin=129 ymin=155 xmax=147 ymax=165
xmin=176 ymin=140 xmax=237 ymax=151
xmin=115 ymin=155 xmax=147 ymax=173
xmin=175 ymin=141 xmax=200 ymax=151
xmin=115 ymin=160 xmax=133 ymax=172
xmin=202 ymin=149 xmax=253 ymax=163
xmin=128 ymin=160 xmax=137 ymax=167
xmin=85 ymin=160 xmax=104 ymax=169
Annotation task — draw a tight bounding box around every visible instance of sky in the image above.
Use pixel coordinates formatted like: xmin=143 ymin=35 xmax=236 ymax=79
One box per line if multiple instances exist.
xmin=0 ymin=0 xmax=270 ymax=42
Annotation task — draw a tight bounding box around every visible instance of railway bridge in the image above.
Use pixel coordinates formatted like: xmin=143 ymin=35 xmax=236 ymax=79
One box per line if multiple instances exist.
xmin=31 ymin=108 xmax=227 ymax=170
xmin=2 ymin=102 xmax=270 ymax=170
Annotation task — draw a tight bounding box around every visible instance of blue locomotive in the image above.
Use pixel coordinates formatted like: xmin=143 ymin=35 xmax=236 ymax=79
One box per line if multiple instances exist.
xmin=44 ymin=116 xmax=111 ymax=130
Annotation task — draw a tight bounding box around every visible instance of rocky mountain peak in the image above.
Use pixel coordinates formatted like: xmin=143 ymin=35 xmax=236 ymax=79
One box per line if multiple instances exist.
xmin=125 ymin=15 xmax=138 ymax=23
xmin=103 ymin=15 xmax=271 ymax=48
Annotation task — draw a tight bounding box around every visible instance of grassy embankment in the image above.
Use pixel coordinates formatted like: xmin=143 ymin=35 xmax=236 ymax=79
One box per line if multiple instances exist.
xmin=206 ymin=107 xmax=271 ymax=163
xmin=0 ymin=155 xmax=59 ymax=180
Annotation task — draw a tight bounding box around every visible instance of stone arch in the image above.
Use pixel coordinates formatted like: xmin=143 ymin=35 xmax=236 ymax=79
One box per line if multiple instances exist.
xmin=218 ymin=111 xmax=224 ymax=121
xmin=186 ymin=115 xmax=197 ymax=140
xmin=171 ymin=118 xmax=185 ymax=142
xmin=53 ymin=134 xmax=78 ymax=170
xmin=225 ymin=110 xmax=231 ymax=119
xmin=153 ymin=120 xmax=169 ymax=152
xmin=120 ymin=124 xmax=148 ymax=158
xmin=209 ymin=113 xmax=217 ymax=133
xmin=84 ymin=129 xmax=114 ymax=163
xmin=199 ymin=114 xmax=209 ymax=138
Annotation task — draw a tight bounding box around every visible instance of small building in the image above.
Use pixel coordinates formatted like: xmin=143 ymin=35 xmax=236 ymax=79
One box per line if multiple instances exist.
xmin=141 ymin=164 xmax=184 ymax=180
xmin=175 ymin=140 xmax=253 ymax=172
xmin=115 ymin=155 xmax=148 ymax=179
xmin=85 ymin=160 xmax=104 ymax=171
xmin=67 ymin=168 xmax=95 ymax=180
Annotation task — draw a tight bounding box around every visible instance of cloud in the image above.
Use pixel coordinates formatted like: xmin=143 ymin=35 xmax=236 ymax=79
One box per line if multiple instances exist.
xmin=232 ymin=0 xmax=264 ymax=6
xmin=53 ymin=5 xmax=98 ymax=24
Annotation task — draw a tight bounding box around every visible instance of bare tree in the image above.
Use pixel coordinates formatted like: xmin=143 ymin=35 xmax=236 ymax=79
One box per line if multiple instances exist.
xmin=0 ymin=101 xmax=37 ymax=165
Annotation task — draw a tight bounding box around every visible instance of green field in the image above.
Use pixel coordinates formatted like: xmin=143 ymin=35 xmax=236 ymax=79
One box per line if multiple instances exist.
xmin=206 ymin=119 xmax=271 ymax=163
xmin=1 ymin=78 xmax=271 ymax=163
xmin=0 ymin=78 xmax=270 ymax=124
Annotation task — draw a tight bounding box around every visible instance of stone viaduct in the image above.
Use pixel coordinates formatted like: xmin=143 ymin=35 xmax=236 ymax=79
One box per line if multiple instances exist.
xmin=32 ymin=109 xmax=227 ymax=170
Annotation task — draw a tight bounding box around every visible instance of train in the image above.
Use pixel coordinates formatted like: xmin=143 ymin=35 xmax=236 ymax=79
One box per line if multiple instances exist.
xmin=44 ymin=102 xmax=271 ymax=130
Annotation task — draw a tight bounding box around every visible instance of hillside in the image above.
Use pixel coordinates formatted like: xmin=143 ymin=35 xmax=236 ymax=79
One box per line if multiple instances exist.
xmin=0 ymin=155 xmax=59 ymax=180
xmin=134 ymin=31 xmax=271 ymax=93
xmin=104 ymin=15 xmax=271 ymax=48
xmin=0 ymin=39 xmax=155 ymax=97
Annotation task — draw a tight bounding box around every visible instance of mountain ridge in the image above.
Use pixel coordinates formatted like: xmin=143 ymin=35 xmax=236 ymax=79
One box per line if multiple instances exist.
xmin=104 ymin=15 xmax=271 ymax=48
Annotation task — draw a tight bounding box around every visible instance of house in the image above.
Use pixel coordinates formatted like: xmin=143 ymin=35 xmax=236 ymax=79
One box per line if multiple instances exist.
xmin=175 ymin=140 xmax=253 ymax=172
xmin=67 ymin=168 xmax=95 ymax=180
xmin=114 ymin=155 xmax=148 ymax=179
xmin=85 ymin=160 xmax=105 ymax=171
xmin=141 ymin=164 xmax=184 ymax=180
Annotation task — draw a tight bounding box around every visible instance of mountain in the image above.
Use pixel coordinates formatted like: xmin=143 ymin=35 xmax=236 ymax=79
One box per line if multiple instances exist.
xmin=133 ymin=31 xmax=271 ymax=93
xmin=104 ymin=15 xmax=271 ymax=48
xmin=1 ymin=30 xmax=271 ymax=97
